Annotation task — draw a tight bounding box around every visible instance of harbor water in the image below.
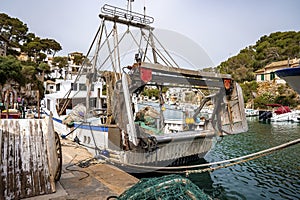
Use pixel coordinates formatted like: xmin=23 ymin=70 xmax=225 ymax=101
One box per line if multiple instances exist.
xmin=134 ymin=103 xmax=299 ymax=199
xmin=191 ymin=117 xmax=300 ymax=199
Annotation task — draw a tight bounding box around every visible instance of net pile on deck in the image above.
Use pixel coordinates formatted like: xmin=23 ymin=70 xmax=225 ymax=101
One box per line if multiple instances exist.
xmin=117 ymin=174 xmax=211 ymax=200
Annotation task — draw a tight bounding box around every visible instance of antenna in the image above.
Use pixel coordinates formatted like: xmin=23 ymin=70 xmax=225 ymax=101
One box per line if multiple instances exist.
xmin=127 ymin=0 xmax=134 ymax=12
xmin=144 ymin=0 xmax=146 ymax=16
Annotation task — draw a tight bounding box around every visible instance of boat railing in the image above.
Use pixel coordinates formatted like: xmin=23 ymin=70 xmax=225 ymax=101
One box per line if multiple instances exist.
xmin=101 ymin=4 xmax=154 ymax=25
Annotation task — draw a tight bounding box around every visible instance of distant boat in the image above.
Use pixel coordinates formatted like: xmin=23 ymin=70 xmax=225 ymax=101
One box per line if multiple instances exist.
xmin=259 ymin=104 xmax=299 ymax=122
xmin=0 ymin=109 xmax=21 ymax=119
xmin=245 ymin=108 xmax=259 ymax=117
xmin=275 ymin=66 xmax=300 ymax=95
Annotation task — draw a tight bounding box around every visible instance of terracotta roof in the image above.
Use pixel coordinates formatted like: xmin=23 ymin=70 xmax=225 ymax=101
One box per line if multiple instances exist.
xmin=255 ymin=68 xmax=264 ymax=74
xmin=265 ymin=58 xmax=300 ymax=69
xmin=46 ymin=80 xmax=55 ymax=84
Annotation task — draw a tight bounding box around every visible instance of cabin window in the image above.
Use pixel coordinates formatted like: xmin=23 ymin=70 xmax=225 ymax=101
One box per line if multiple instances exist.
xmin=79 ymin=83 xmax=87 ymax=91
xmin=261 ymin=74 xmax=264 ymax=81
xmin=270 ymin=72 xmax=275 ymax=80
xmin=56 ymin=84 xmax=60 ymax=91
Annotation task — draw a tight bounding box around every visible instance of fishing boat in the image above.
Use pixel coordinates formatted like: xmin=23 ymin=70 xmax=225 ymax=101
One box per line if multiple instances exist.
xmin=43 ymin=3 xmax=248 ymax=169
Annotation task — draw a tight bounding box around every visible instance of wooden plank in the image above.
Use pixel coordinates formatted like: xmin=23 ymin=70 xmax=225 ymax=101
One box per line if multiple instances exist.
xmin=0 ymin=118 xmax=57 ymax=199
xmin=31 ymin=120 xmax=38 ymax=196
xmin=15 ymin=121 xmax=21 ymax=198
xmin=20 ymin=123 xmax=27 ymax=198
xmin=28 ymin=120 xmax=34 ymax=197
xmin=7 ymin=121 xmax=14 ymax=199
xmin=0 ymin=121 xmax=3 ymax=199
xmin=45 ymin=112 xmax=57 ymax=192
xmin=0 ymin=121 xmax=2 ymax=163
xmin=36 ymin=120 xmax=45 ymax=194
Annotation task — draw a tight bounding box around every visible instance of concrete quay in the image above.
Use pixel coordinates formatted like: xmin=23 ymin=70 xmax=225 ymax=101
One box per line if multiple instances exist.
xmin=24 ymin=139 xmax=138 ymax=200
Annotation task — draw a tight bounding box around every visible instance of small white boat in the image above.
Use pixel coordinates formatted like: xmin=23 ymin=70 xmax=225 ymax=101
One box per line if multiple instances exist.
xmin=245 ymin=108 xmax=259 ymax=117
xmin=271 ymin=111 xmax=298 ymax=122
xmin=290 ymin=110 xmax=300 ymax=122
xmin=265 ymin=104 xmax=299 ymax=122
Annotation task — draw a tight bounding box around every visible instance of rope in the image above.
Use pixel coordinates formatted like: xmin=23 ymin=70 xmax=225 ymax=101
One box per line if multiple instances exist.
xmin=98 ymin=138 xmax=300 ymax=174
xmin=185 ymin=137 xmax=300 ymax=176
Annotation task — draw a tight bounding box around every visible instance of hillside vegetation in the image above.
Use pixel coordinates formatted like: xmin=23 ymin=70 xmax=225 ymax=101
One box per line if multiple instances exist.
xmin=216 ymin=31 xmax=300 ymax=109
xmin=218 ymin=31 xmax=300 ymax=83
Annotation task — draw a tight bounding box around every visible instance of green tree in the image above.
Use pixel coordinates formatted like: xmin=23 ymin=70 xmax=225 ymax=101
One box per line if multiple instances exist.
xmin=274 ymin=92 xmax=298 ymax=107
xmin=52 ymin=56 xmax=68 ymax=78
xmin=217 ymin=31 xmax=300 ymax=82
xmin=218 ymin=47 xmax=256 ymax=82
xmin=240 ymin=81 xmax=258 ymax=103
xmin=21 ymin=64 xmax=45 ymax=101
xmin=21 ymin=65 xmax=36 ymax=78
xmin=73 ymin=54 xmax=85 ymax=65
xmin=254 ymin=93 xmax=275 ymax=109
xmin=0 ymin=55 xmax=25 ymax=85
xmin=37 ymin=62 xmax=51 ymax=81
xmin=22 ymin=36 xmax=42 ymax=62
xmin=22 ymin=37 xmax=62 ymax=63
xmin=40 ymin=38 xmax=62 ymax=56
xmin=0 ymin=13 xmax=28 ymax=50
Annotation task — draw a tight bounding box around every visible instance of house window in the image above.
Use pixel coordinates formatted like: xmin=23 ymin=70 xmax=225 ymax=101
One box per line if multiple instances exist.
xmin=261 ymin=74 xmax=264 ymax=81
xmin=270 ymin=72 xmax=275 ymax=80
xmin=56 ymin=84 xmax=60 ymax=91
xmin=79 ymin=83 xmax=87 ymax=91
xmin=47 ymin=99 xmax=51 ymax=110
xmin=49 ymin=86 xmax=54 ymax=89
xmin=71 ymin=83 xmax=78 ymax=91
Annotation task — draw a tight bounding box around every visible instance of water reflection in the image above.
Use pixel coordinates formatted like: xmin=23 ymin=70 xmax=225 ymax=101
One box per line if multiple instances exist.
xmin=198 ymin=118 xmax=300 ymax=199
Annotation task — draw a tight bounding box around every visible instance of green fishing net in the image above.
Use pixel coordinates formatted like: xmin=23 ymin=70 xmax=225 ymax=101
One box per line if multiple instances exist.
xmin=117 ymin=174 xmax=211 ymax=200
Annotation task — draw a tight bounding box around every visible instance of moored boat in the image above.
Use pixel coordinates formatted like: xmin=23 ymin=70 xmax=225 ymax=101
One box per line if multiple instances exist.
xmin=245 ymin=108 xmax=259 ymax=117
xmin=0 ymin=109 xmax=21 ymax=119
xmin=43 ymin=3 xmax=248 ymax=170
xmin=259 ymin=104 xmax=299 ymax=122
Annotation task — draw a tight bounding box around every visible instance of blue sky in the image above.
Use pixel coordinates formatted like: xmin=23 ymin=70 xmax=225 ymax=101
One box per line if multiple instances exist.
xmin=1 ymin=0 xmax=300 ymax=66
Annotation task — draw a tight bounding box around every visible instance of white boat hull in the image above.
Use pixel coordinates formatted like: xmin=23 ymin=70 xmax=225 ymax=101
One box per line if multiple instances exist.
xmin=46 ymin=111 xmax=214 ymax=166
xmin=271 ymin=111 xmax=300 ymax=122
